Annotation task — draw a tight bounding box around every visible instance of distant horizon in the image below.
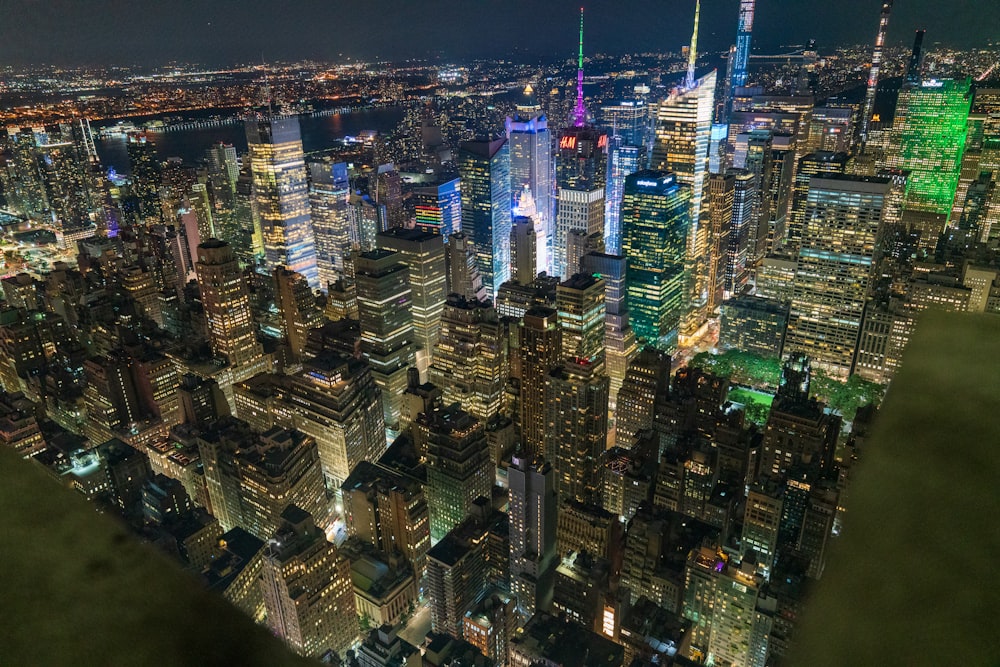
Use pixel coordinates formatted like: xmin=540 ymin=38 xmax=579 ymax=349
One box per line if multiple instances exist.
xmin=0 ymin=0 xmax=994 ymax=69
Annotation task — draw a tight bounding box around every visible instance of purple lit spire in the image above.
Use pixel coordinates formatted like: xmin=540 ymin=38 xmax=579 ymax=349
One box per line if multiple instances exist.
xmin=572 ymin=7 xmax=587 ymax=127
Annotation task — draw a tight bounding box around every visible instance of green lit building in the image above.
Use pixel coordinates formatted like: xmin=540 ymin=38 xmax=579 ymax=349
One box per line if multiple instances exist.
xmin=620 ymin=170 xmax=691 ymax=350
xmin=889 ymin=78 xmax=972 ymax=220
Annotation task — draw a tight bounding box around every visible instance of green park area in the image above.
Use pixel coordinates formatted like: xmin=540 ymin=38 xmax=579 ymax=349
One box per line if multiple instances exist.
xmin=691 ymin=350 xmax=885 ymax=422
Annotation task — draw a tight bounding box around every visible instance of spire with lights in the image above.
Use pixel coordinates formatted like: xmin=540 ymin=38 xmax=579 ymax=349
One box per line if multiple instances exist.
xmin=686 ymin=0 xmax=701 ymax=90
xmin=572 ymin=7 xmax=587 ymax=127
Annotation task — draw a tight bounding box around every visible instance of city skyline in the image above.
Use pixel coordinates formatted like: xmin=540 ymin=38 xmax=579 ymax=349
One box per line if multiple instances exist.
xmin=0 ymin=0 xmax=994 ymax=67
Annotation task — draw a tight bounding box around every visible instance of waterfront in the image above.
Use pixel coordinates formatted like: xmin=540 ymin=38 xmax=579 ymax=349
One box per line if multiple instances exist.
xmin=93 ymin=104 xmax=406 ymax=174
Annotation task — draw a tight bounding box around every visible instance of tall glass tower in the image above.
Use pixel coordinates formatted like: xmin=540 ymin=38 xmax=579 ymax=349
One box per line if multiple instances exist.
xmin=605 ymin=138 xmax=642 ymax=256
xmin=458 ymin=138 xmax=512 ymax=301
xmin=246 ymin=115 xmax=320 ymax=288
xmin=506 ymin=114 xmax=555 ymax=274
xmin=621 ymin=171 xmax=691 ymax=350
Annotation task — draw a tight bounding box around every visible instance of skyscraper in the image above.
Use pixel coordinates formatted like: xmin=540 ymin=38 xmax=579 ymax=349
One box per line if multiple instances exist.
xmin=308 ymin=159 xmax=350 ymax=290
xmin=604 ymin=139 xmax=642 ymax=256
xmin=727 ymin=0 xmax=757 ymax=119
xmin=507 ymin=114 xmax=555 ymax=274
xmin=858 ymin=1 xmax=894 ymax=149
xmin=512 ymin=216 xmax=538 ymax=285
xmin=413 ymin=178 xmax=462 ymax=239
xmin=274 ymin=267 xmax=324 ymax=363
xmin=888 ymin=78 xmax=972 ymax=237
xmin=783 ymin=175 xmax=890 ymax=378
xmin=519 ymin=307 xmax=562 ymax=457
xmin=555 ymin=124 xmax=607 ymax=279
xmin=377 ymin=228 xmax=447 ymax=372
xmin=650 ymin=71 xmax=717 ymax=338
xmin=261 ymin=506 xmax=357 ymax=658
xmin=246 ymin=115 xmax=319 ymax=288
xmin=195 ymin=240 xmax=267 ymax=388
xmin=508 ymin=455 xmax=558 ymax=618
xmin=355 ymin=250 xmax=416 ymax=436
xmin=423 ymin=404 xmax=493 ymax=542
xmin=458 ymin=139 xmax=512 ymax=300
xmin=621 ymin=171 xmax=691 ymax=349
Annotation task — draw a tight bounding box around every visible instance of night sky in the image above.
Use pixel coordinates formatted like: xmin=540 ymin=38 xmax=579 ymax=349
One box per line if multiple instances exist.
xmin=0 ymin=0 xmax=994 ymax=66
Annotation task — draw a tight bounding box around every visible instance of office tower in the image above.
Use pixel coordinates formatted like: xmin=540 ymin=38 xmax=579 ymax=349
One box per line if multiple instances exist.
xmin=798 ymin=486 xmax=839 ymax=579
xmin=604 ymin=139 xmax=642 ymax=256
xmin=197 ymin=418 xmax=328 ymax=540
xmin=274 ymin=267 xmax=323 ymax=363
xmin=377 ymin=228 xmax=447 ymax=372
xmin=261 ymin=506 xmax=357 ymax=658
xmin=341 ymin=460 xmax=430 ymax=575
xmin=373 ymin=164 xmax=405 ymax=230
xmin=430 ymin=295 xmax=510 ymax=423
xmin=190 ymin=182 xmax=214 ymax=240
xmin=508 ymin=456 xmax=558 ymax=618
xmin=888 ymin=78 xmax=972 ymax=235
xmin=719 ymin=296 xmax=788 ymax=357
xmin=615 ymin=347 xmax=671 ymax=446
xmin=309 ymin=160 xmax=351 ymax=290
xmin=787 ymin=152 xmax=848 ymax=251
xmin=424 ymin=404 xmax=492 ymax=541
xmin=413 ymin=178 xmax=462 ymax=238
xmin=580 ymin=252 xmax=638 ymax=409
xmin=512 ymin=216 xmax=538 ymax=284
xmin=235 ymin=356 xmax=385 ymax=491
xmin=726 ymin=0 xmax=757 ymax=118
xmin=858 ymin=1 xmax=894 ymax=149
xmin=557 ymin=273 xmax=606 ymax=363
xmin=554 ymin=186 xmax=604 ymax=278
xmin=621 ymin=171 xmax=691 ymax=349
xmin=544 ymin=367 xmax=609 ymax=503
xmin=355 ymin=250 xmax=416 ymax=435
xmin=177 ymin=373 xmax=230 ymax=425
xmin=507 ymin=114 xmax=555 ymax=274
xmin=742 ymin=482 xmax=784 ymax=575
xmin=707 ymin=172 xmax=735 ymax=309
xmin=195 ymin=240 xmax=267 ymax=386
xmin=206 ymin=141 xmax=239 ymax=206
xmin=349 ymin=193 xmax=385 ymax=253
xmin=246 ymin=115 xmax=319 ymax=287
xmin=650 ymin=71 xmax=717 ymax=338
xmin=458 ymin=138 xmax=512 ymax=300
xmin=426 ymin=515 xmax=490 ymax=636
xmin=519 ymin=307 xmax=562 ymax=457
xmin=905 ymin=29 xmax=926 ymax=86
xmin=445 ymin=232 xmax=488 ymax=302
xmin=708 ymin=562 xmax=765 ymax=667
xmin=783 ymin=176 xmax=889 ymax=378
xmin=127 ymin=132 xmax=161 ymax=222
xmin=601 ymin=100 xmax=650 ymax=149
xmin=36 ymin=131 xmax=93 ymax=237
xmin=742 ymin=129 xmax=774 ymax=264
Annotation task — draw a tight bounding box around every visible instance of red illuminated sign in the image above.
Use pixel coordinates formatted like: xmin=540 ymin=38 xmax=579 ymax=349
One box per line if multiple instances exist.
xmin=598 ymin=134 xmax=608 ymax=149
xmin=559 ymin=135 xmax=577 ymax=150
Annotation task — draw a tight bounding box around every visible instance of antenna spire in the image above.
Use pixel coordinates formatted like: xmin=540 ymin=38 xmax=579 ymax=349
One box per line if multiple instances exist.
xmin=572 ymin=7 xmax=587 ymax=127
xmin=686 ymin=0 xmax=701 ymax=89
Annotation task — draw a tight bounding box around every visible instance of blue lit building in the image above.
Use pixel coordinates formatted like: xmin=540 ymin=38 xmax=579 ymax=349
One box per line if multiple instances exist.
xmin=458 ymin=138 xmax=512 ymax=301
xmin=413 ymin=177 xmax=462 ymax=239
xmin=506 ymin=114 xmax=554 ymax=275
xmin=604 ymin=137 xmax=642 ymax=256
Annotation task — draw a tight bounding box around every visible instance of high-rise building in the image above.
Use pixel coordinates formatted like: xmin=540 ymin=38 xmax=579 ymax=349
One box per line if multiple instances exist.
xmin=557 ymin=273 xmax=606 ymax=365
xmin=445 ymin=232 xmax=488 ymax=303
xmin=706 ymin=172 xmax=735 ymax=310
xmin=308 ymin=160 xmax=351 ymax=290
xmin=372 ymin=164 xmax=406 ymax=230
xmin=888 ymin=78 xmax=972 ymax=233
xmin=261 ymin=506 xmax=358 ymax=658
xmin=604 ymin=139 xmax=642 ymax=256
xmin=580 ymin=252 xmax=639 ymax=410
xmin=507 ymin=114 xmax=555 ymax=274
xmin=429 ymin=295 xmax=510 ymax=423
xmin=355 ymin=250 xmax=416 ymax=435
xmin=518 ymin=307 xmax=562 ymax=457
xmin=126 ymin=132 xmax=162 ymax=222
xmin=246 ymin=116 xmax=319 ymax=287
xmin=650 ymin=71 xmax=716 ymax=338
xmin=508 ymin=455 xmax=558 ymax=619
xmin=424 ymin=404 xmax=493 ymax=542
xmin=377 ymin=228 xmax=447 ymax=371
xmin=786 ymin=152 xmax=848 ymax=251
xmin=234 ymin=355 xmax=385 ymax=492
xmin=196 ymin=418 xmax=328 ymax=540
xmin=615 ymin=347 xmax=671 ymax=446
xmin=512 ymin=216 xmax=538 ymax=285
xmin=555 ymin=124 xmax=607 ymax=279
xmin=621 ymin=171 xmax=691 ymax=349
xmin=783 ymin=176 xmax=890 ymax=378
xmin=858 ymin=1 xmax=894 ymax=149
xmin=274 ymin=267 xmax=324 ymax=363
xmin=413 ymin=178 xmax=462 ymax=239
xmin=195 ymin=240 xmax=267 ymax=388
xmin=726 ymin=0 xmax=757 ymax=118
xmin=458 ymin=139 xmax=512 ymax=300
